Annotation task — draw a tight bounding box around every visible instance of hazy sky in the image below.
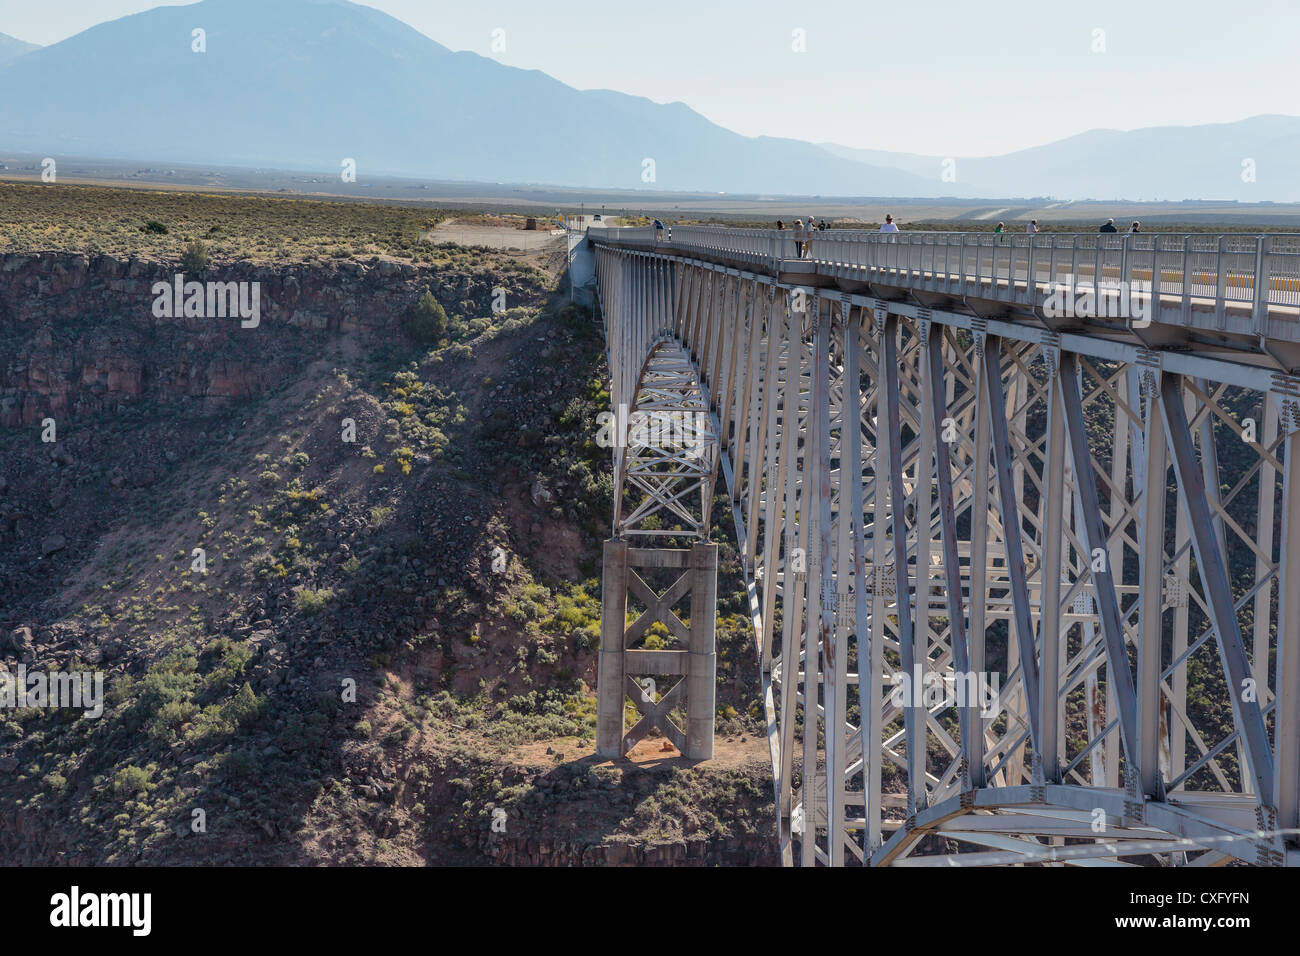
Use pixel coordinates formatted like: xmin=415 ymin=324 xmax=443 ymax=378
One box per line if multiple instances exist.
xmin=3 ymin=0 xmax=1297 ymax=156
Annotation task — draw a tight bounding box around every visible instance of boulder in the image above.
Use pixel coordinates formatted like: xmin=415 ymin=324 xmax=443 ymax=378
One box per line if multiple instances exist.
xmin=530 ymin=480 xmax=552 ymax=506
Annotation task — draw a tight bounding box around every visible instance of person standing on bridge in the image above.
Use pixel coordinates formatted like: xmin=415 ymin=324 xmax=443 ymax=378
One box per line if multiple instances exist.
xmin=1026 ymin=219 xmax=1039 ymax=234
xmin=880 ymin=214 xmax=899 ymax=235
xmin=653 ymin=218 xmax=665 ymax=242
xmin=1100 ymin=218 xmax=1118 ymax=233
xmin=994 ymin=221 xmax=1006 ymax=242
xmin=1129 ymin=221 xmax=1141 ymax=234
xmin=793 ymin=218 xmax=807 ymax=257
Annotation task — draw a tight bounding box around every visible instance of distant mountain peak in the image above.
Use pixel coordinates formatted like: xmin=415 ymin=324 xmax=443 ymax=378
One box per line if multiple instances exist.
xmin=0 ymin=0 xmax=936 ymax=197
xmin=197 ymin=0 xmax=357 ymax=6
xmin=0 ymin=31 xmax=40 ymax=66
xmin=820 ymin=114 xmax=1300 ymax=202
xmin=4 ymin=2 xmax=1290 ymax=200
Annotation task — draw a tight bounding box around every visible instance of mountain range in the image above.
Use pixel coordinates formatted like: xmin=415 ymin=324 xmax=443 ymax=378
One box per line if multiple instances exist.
xmin=0 ymin=0 xmax=1296 ymax=202
xmin=0 ymin=30 xmax=38 ymax=66
xmin=820 ymin=115 xmax=1300 ymax=203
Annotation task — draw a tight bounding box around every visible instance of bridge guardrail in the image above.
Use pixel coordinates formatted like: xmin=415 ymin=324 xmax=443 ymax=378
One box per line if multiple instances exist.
xmin=590 ymin=226 xmax=1300 ymax=315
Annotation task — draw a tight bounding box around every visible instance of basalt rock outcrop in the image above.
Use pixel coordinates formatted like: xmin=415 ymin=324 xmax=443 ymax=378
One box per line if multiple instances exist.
xmin=0 ymin=250 xmax=518 ymax=427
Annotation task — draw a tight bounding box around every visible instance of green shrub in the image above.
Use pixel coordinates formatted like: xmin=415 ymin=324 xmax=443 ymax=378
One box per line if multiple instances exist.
xmin=180 ymin=238 xmax=210 ymax=274
xmin=296 ymin=588 xmax=334 ymax=614
xmin=140 ymin=650 xmax=200 ymax=711
xmin=113 ymin=765 xmax=153 ymax=797
xmin=148 ymin=699 xmax=200 ymax=742
xmin=408 ymin=290 xmax=448 ymax=343
xmin=221 ymin=682 xmax=263 ymax=729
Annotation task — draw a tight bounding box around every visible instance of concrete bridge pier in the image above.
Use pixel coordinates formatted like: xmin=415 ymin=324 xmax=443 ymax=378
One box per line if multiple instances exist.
xmin=596 ymin=539 xmax=629 ymax=758
xmin=686 ymin=542 xmax=718 ymax=761
xmin=596 ymin=539 xmax=718 ymax=761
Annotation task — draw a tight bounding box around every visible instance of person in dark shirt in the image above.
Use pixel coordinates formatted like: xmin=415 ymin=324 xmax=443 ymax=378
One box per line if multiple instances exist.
xmin=1099 ymin=219 xmax=1118 ymax=233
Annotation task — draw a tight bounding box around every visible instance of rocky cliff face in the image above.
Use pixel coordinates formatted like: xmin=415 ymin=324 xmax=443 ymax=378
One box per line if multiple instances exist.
xmin=0 ymin=250 xmax=510 ymax=426
xmin=0 ymin=249 xmax=774 ymax=867
xmin=0 ymin=247 xmax=551 ymax=642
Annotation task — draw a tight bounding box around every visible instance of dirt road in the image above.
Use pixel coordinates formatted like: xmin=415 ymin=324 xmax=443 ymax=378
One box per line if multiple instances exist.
xmin=424 ymin=218 xmax=566 ymax=253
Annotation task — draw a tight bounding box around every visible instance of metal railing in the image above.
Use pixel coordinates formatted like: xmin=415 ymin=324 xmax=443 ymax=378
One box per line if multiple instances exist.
xmin=590 ymin=226 xmax=1300 ymax=316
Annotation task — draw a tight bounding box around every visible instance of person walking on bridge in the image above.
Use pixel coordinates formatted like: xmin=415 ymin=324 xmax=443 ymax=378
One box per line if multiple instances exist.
xmin=879 ymin=214 xmax=899 ymax=235
xmin=794 ymin=219 xmax=807 ymax=257
xmin=1099 ymin=218 xmax=1118 ymax=233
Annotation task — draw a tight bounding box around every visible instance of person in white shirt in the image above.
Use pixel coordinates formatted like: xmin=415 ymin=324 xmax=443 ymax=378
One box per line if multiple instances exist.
xmin=1026 ymin=220 xmax=1038 ymax=234
xmin=879 ymin=214 xmax=899 ymax=234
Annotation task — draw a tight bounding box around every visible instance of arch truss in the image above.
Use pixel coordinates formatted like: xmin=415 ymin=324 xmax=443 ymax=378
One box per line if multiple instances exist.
xmin=615 ymin=337 xmax=719 ymax=539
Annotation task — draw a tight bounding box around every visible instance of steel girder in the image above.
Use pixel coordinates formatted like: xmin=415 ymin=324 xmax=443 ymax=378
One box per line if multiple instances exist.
xmin=614 ymin=337 xmax=719 ymax=540
xmin=592 ymin=242 xmax=1300 ymax=867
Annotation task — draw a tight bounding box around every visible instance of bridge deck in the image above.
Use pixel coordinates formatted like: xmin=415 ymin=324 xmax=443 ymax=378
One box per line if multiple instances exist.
xmin=594 ymin=226 xmax=1300 ymax=364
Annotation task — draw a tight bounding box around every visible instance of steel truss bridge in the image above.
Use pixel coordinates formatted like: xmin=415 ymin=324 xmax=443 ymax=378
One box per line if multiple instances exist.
xmin=591 ymin=225 xmax=1300 ymax=867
